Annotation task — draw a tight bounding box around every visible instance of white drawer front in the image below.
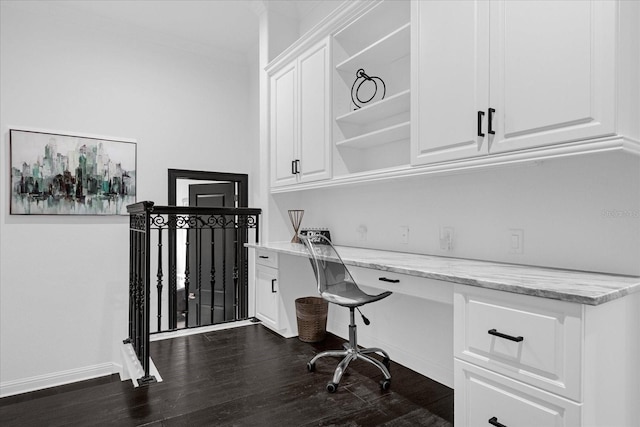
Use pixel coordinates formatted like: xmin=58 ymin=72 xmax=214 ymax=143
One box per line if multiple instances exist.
xmin=454 ymin=285 xmax=582 ymax=401
xmin=348 ymin=266 xmax=453 ymax=304
xmin=256 ymin=249 xmax=278 ymax=268
xmin=455 ymin=359 xmax=581 ymax=427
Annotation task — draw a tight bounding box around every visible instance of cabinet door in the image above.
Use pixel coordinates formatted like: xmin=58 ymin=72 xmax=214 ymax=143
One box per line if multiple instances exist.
xmin=255 ymin=266 xmax=278 ymax=330
xmin=270 ymin=61 xmax=298 ymax=187
xmin=298 ymin=38 xmax=331 ymax=183
xmin=489 ymin=0 xmax=616 ymax=153
xmin=411 ymin=0 xmax=489 ymax=165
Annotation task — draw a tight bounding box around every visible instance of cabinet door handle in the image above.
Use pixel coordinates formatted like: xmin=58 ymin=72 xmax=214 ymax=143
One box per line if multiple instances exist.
xmin=259 ymin=255 xmax=269 ymax=259
xmin=488 ymin=108 xmax=496 ymax=135
xmin=477 ymin=111 xmax=485 ymax=137
xmin=271 ymin=279 xmax=277 ymax=293
xmin=291 ymin=160 xmax=296 ymax=175
xmin=488 ymin=417 xmax=507 ymax=427
xmin=488 ymin=329 xmax=524 ymax=342
xmin=295 ymin=159 xmax=301 ymax=174
xmin=378 ymin=277 xmax=400 ymax=283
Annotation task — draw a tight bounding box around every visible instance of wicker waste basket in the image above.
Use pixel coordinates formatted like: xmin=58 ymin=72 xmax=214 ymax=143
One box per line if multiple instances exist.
xmin=295 ymin=296 xmax=329 ymax=342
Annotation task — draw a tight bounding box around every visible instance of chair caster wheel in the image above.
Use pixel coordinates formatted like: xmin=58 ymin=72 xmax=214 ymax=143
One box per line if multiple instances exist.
xmin=307 ymin=362 xmax=315 ymax=372
xmin=327 ymin=382 xmax=338 ymax=393
xmin=380 ymin=379 xmax=391 ymax=391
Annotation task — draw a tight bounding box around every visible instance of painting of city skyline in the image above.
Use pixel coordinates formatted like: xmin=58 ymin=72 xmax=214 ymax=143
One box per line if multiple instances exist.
xmin=10 ymin=129 xmax=136 ymax=215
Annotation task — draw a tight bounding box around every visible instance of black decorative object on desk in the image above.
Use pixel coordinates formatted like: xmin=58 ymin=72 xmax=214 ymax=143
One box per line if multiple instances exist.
xmin=300 ymin=228 xmax=332 ymax=244
xmin=351 ymin=68 xmax=386 ymax=110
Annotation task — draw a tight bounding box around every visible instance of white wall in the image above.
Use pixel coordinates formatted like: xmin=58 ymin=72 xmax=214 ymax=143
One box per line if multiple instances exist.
xmin=0 ymin=1 xmax=256 ymax=393
xmin=270 ymin=151 xmax=640 ymax=276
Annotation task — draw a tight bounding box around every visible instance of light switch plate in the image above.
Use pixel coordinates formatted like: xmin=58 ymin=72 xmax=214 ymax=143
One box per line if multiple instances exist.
xmin=509 ymin=229 xmax=524 ymax=254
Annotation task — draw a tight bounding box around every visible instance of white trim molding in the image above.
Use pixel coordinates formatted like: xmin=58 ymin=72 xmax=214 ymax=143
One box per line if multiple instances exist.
xmin=0 ymin=362 xmax=120 ymax=398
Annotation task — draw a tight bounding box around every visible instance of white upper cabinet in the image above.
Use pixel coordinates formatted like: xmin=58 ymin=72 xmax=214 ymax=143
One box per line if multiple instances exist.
xmin=412 ymin=0 xmax=636 ymax=166
xmin=411 ymin=0 xmax=489 ymax=164
xmin=489 ymin=0 xmax=616 ymax=153
xmin=267 ymin=0 xmax=637 ymax=192
xmin=298 ymin=41 xmax=332 ymax=182
xmin=270 ymin=62 xmax=298 ymax=187
xmin=270 ymin=38 xmax=331 ymax=188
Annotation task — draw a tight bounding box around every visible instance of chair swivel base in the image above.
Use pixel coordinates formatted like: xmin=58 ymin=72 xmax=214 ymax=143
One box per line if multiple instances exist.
xmin=306 ymin=316 xmax=392 ymax=393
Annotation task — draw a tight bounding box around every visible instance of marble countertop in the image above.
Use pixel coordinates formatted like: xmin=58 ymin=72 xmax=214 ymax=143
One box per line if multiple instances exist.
xmin=246 ymin=242 xmax=640 ymax=306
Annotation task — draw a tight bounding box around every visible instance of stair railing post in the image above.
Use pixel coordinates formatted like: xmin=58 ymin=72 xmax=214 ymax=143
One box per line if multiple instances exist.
xmin=138 ymin=202 xmax=157 ymax=385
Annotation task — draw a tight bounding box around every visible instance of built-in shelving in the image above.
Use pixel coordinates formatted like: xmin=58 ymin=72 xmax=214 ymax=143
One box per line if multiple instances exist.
xmin=336 ymin=121 xmax=410 ymax=149
xmin=335 ymin=23 xmax=411 ymax=72
xmin=332 ymin=0 xmax=411 ymax=178
xmin=336 ymin=89 xmax=410 ymax=125
xmin=333 ymin=0 xmax=410 ymax=55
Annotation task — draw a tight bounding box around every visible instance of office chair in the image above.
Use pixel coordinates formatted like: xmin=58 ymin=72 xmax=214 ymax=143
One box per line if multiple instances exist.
xmin=300 ymin=234 xmax=392 ymax=393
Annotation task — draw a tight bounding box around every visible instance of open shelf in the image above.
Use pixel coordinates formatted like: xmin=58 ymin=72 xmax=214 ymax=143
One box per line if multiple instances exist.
xmin=330 ymin=0 xmax=412 ymax=183
xmin=336 ymin=89 xmax=410 ymax=125
xmin=336 ymin=121 xmax=410 ymax=149
xmin=333 ymin=1 xmax=410 ymax=55
xmin=335 ymin=23 xmax=411 ymax=72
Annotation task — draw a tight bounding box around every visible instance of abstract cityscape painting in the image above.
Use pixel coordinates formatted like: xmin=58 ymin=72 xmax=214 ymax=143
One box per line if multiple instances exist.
xmin=10 ymin=129 xmax=136 ymax=215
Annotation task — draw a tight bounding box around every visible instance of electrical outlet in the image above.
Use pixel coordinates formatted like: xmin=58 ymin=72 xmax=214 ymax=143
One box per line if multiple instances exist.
xmin=357 ymin=225 xmax=367 ymax=242
xmin=509 ymin=229 xmax=524 ymax=254
xmin=400 ymin=226 xmax=409 ymax=244
xmin=440 ymin=226 xmax=454 ymax=251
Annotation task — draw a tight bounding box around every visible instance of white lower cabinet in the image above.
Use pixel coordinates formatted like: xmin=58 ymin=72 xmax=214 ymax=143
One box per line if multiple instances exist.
xmin=454 ymin=284 xmax=640 ymax=426
xmin=456 ymin=359 xmax=581 ymax=427
xmin=455 ymin=285 xmax=582 ymax=400
xmin=255 ymin=251 xmax=279 ymax=330
xmin=253 ymin=250 xmax=320 ymax=338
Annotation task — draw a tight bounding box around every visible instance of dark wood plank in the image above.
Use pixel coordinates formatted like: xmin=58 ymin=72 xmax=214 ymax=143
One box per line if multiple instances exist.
xmin=0 ymin=324 xmax=453 ymax=426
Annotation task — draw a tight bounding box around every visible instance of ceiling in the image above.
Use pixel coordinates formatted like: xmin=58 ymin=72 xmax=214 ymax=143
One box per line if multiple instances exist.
xmin=52 ymin=0 xmax=331 ymax=61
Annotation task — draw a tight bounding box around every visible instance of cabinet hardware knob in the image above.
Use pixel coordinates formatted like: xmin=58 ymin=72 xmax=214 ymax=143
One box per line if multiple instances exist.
xmin=477 ymin=110 xmax=485 ymax=137
xmin=488 ymin=108 xmax=496 ymax=135
xmin=488 ymin=329 xmax=524 ymax=342
xmin=378 ymin=277 xmax=400 ymax=283
xmin=259 ymin=255 xmax=269 ymax=259
xmin=488 ymin=417 xmax=507 ymax=427
xmin=271 ymin=279 xmax=277 ymax=293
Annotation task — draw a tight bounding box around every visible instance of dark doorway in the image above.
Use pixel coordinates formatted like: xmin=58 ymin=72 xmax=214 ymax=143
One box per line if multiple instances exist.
xmin=187 ymin=183 xmax=236 ymax=326
xmin=168 ymin=169 xmax=249 ymax=330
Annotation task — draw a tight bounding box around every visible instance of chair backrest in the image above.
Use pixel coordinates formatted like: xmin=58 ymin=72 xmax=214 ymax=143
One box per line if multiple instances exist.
xmin=300 ymin=234 xmax=356 ymax=295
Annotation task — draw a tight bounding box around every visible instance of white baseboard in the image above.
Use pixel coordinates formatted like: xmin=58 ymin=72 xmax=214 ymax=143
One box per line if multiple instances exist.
xmin=0 ymin=362 xmax=120 ymax=398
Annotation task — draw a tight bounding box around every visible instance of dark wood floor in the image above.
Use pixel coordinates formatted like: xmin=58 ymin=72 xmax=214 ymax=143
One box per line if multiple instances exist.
xmin=0 ymin=324 xmax=453 ymax=426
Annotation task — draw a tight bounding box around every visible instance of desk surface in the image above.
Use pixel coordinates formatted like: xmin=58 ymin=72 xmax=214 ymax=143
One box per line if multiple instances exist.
xmin=247 ymin=242 xmax=640 ymax=306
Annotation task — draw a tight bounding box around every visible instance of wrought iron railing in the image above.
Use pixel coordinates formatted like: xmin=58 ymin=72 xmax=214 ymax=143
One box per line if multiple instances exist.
xmin=124 ymin=201 xmax=261 ymax=384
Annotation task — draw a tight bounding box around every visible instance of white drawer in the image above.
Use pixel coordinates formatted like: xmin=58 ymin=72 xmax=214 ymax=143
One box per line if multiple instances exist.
xmin=454 ymin=285 xmax=582 ymax=401
xmin=348 ymin=265 xmax=453 ymax=304
xmin=455 ymin=359 xmax=581 ymax=427
xmin=256 ymin=249 xmax=278 ymax=268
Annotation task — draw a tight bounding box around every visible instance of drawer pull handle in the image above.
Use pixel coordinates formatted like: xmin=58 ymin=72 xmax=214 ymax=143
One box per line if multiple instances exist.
xmin=271 ymin=279 xmax=277 ymax=293
xmin=477 ymin=110 xmax=485 ymax=137
xmin=488 ymin=329 xmax=523 ymax=342
xmin=378 ymin=277 xmax=399 ymax=283
xmin=488 ymin=108 xmax=496 ymax=135
xmin=488 ymin=417 xmax=507 ymax=427
xmin=259 ymin=255 xmax=269 ymax=259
